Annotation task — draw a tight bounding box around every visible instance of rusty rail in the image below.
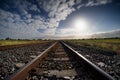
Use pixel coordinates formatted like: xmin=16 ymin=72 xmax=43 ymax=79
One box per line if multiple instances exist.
xmin=6 ymin=42 xmax=58 ymax=80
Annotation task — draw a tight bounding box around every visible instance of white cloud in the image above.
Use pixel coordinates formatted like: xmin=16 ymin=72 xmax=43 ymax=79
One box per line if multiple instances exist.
xmin=14 ymin=14 xmax=21 ymax=21
xmin=42 ymin=0 xmax=61 ymax=12
xmin=0 ymin=9 xmax=47 ymax=39
xmin=76 ymin=0 xmax=82 ymax=4
xmin=26 ymin=14 xmax=31 ymax=19
xmin=56 ymin=28 xmax=75 ymax=35
xmin=0 ymin=0 xmax=113 ymax=39
xmin=44 ymin=28 xmax=57 ymax=36
xmin=96 ymin=0 xmax=112 ymax=4
xmin=90 ymin=29 xmax=120 ymax=38
xmin=41 ymin=0 xmax=76 ymax=29
xmin=48 ymin=18 xmax=59 ymax=28
xmin=77 ymin=4 xmax=84 ymax=9
xmin=0 ymin=9 xmax=13 ymax=20
xmin=29 ymin=4 xmax=38 ymax=11
xmin=86 ymin=0 xmax=112 ymax=6
xmin=46 ymin=0 xmax=75 ymax=29
xmin=67 ymin=0 xmax=75 ymax=6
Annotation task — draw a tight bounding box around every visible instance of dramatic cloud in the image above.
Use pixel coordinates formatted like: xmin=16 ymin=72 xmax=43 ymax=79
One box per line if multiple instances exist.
xmin=0 ymin=0 xmax=113 ymax=39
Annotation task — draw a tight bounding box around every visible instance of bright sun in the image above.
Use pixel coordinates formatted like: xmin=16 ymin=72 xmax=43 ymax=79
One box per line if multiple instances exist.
xmin=73 ymin=18 xmax=88 ymax=33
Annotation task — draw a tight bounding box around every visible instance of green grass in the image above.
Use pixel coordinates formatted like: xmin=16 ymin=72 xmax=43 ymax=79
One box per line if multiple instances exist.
xmin=66 ymin=39 xmax=120 ymax=54
xmin=0 ymin=40 xmax=48 ymax=46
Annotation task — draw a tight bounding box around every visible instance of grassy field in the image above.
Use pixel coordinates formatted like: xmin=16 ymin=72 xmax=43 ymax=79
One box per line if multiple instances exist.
xmin=0 ymin=40 xmax=48 ymax=46
xmin=65 ymin=38 xmax=120 ymax=55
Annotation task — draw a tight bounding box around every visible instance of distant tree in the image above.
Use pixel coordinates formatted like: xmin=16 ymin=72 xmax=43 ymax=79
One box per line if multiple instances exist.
xmin=82 ymin=39 xmax=85 ymax=40
xmin=38 ymin=39 xmax=42 ymax=40
xmin=32 ymin=39 xmax=36 ymax=40
xmin=114 ymin=37 xmax=119 ymax=39
xmin=5 ymin=37 xmax=11 ymax=40
xmin=18 ymin=39 xmax=21 ymax=40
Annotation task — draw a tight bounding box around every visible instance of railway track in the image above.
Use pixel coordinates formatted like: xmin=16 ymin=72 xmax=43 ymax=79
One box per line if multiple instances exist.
xmin=7 ymin=41 xmax=114 ymax=80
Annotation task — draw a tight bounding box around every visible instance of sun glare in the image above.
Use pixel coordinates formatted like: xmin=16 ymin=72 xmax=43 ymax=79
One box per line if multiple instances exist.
xmin=73 ymin=18 xmax=88 ymax=34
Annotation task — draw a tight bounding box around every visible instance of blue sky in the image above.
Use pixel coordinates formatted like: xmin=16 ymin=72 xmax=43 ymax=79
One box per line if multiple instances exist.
xmin=0 ymin=0 xmax=120 ymax=39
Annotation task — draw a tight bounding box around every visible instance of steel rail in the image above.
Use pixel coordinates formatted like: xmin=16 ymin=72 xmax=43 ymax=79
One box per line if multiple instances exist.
xmin=6 ymin=42 xmax=58 ymax=80
xmin=62 ymin=42 xmax=115 ymax=80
